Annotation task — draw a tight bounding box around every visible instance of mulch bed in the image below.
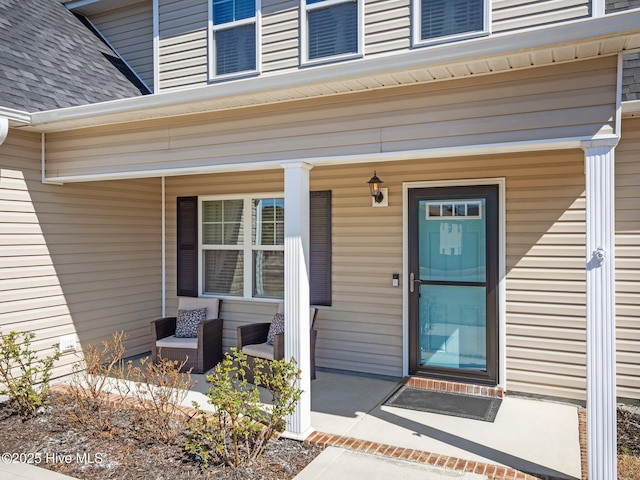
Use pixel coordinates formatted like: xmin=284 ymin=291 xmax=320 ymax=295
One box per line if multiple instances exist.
xmin=0 ymin=392 xmax=321 ymax=480
xmin=618 ymin=405 xmax=640 ymax=480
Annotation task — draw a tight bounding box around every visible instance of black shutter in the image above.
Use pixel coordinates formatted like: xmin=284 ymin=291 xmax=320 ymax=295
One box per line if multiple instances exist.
xmin=177 ymin=196 xmax=198 ymax=297
xmin=310 ymin=190 xmax=332 ymax=306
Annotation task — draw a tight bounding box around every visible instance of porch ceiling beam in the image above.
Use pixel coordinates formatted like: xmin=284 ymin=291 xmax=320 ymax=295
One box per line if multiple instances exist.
xmin=43 ymin=135 xmax=607 ymax=184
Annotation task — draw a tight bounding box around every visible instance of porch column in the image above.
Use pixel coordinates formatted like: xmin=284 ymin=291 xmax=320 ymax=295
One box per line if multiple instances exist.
xmin=582 ymin=139 xmax=618 ymax=480
xmin=282 ymin=162 xmax=313 ymax=439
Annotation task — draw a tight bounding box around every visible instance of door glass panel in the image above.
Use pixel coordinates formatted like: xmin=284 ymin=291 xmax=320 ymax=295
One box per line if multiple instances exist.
xmin=419 ymin=284 xmax=486 ymax=370
xmin=418 ymin=199 xmax=486 ymax=282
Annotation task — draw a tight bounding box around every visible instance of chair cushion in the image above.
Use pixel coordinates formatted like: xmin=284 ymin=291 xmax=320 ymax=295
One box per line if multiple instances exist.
xmin=156 ymin=335 xmax=198 ymax=350
xmin=242 ymin=342 xmax=275 ymax=361
xmin=266 ymin=312 xmax=285 ymax=345
xmin=178 ymin=297 xmax=220 ymax=319
xmin=175 ymin=308 xmax=206 ymax=338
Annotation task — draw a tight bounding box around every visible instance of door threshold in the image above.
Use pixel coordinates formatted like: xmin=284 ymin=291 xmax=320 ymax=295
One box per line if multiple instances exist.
xmin=403 ymin=376 xmax=504 ymax=399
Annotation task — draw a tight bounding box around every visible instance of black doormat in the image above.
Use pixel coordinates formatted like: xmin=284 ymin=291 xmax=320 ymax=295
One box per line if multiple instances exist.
xmin=383 ymin=386 xmax=502 ymax=422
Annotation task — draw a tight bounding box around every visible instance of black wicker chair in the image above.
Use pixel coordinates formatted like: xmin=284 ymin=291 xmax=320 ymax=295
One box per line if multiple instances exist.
xmin=150 ymin=297 xmax=223 ymax=374
xmin=237 ymin=304 xmax=318 ymax=384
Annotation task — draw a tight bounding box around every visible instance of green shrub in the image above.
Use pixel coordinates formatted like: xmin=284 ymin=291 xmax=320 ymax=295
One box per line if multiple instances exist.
xmin=186 ymin=348 xmax=302 ymax=468
xmin=0 ymin=330 xmax=61 ymax=418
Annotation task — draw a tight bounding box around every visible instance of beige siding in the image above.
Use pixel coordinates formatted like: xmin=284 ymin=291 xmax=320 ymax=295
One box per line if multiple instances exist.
xmin=90 ymin=1 xmax=154 ymax=91
xmin=365 ymin=0 xmax=411 ymax=55
xmin=0 ymin=130 xmax=162 ymax=378
xmin=47 ymin=57 xmax=617 ymax=180
xmin=262 ymin=0 xmax=299 ymax=73
xmin=158 ymin=0 xmax=208 ymax=91
xmin=616 ymin=117 xmax=640 ymax=401
xmin=492 ymin=0 xmax=591 ymax=33
xmin=164 ymin=150 xmax=589 ymax=396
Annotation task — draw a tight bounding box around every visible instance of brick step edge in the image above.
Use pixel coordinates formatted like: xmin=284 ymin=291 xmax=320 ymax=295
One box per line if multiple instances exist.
xmin=403 ymin=377 xmax=505 ymax=399
xmin=305 ymin=431 xmax=541 ymax=480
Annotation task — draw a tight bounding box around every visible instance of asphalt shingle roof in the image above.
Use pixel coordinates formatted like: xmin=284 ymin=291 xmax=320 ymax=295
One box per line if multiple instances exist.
xmin=0 ymin=0 xmax=149 ymax=113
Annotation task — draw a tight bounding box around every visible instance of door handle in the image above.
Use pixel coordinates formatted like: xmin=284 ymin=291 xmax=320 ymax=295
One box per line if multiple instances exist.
xmin=409 ymin=272 xmax=422 ymax=293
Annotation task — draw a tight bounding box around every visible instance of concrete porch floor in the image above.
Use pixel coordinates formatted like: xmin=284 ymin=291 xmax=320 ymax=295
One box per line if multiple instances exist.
xmin=305 ymin=370 xmax=583 ymax=480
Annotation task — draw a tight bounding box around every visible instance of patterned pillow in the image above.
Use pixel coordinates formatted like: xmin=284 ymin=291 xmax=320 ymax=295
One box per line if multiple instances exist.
xmin=266 ymin=313 xmax=285 ymax=346
xmin=175 ymin=308 xmax=207 ymax=338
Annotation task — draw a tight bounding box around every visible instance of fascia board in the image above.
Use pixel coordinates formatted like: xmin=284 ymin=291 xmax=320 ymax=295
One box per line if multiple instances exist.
xmin=30 ymin=10 xmax=640 ymax=130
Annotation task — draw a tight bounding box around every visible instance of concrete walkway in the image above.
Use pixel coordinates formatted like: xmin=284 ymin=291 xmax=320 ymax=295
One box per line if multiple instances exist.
xmin=1 ymin=369 xmax=583 ymax=480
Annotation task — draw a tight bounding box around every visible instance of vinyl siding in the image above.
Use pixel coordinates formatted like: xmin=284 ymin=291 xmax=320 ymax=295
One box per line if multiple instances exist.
xmin=157 ymin=0 xmax=208 ymax=91
xmin=89 ymin=1 xmax=154 ymax=91
xmin=164 ymin=150 xmax=589 ymax=397
xmin=492 ymin=0 xmax=590 ymax=33
xmin=365 ymin=0 xmax=411 ymax=55
xmin=615 ymin=117 xmax=640 ymax=401
xmin=0 ymin=130 xmax=162 ymax=378
xmin=262 ymin=0 xmax=299 ymax=73
xmin=46 ymin=57 xmax=617 ymax=180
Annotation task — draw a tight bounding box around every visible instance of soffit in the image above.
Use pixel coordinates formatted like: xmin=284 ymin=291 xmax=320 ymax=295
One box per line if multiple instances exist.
xmin=16 ymin=11 xmax=640 ymax=133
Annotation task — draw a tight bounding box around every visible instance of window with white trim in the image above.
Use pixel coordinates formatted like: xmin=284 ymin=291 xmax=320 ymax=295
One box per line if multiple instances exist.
xmin=415 ymin=0 xmax=488 ymax=46
xmin=177 ymin=193 xmax=332 ymax=305
xmin=200 ymin=196 xmax=283 ymax=299
xmin=211 ymin=0 xmax=259 ymax=77
xmin=302 ymin=0 xmax=361 ymax=63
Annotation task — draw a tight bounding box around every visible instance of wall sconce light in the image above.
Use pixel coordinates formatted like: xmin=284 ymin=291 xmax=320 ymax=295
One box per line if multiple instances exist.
xmin=367 ymin=171 xmax=385 ymax=204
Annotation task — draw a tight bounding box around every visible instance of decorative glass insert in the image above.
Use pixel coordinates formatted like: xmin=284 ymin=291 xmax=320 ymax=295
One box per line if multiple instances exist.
xmin=425 ymin=201 xmax=482 ymax=219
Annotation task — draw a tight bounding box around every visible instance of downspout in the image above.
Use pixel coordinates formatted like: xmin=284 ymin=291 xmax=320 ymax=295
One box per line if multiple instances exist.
xmin=162 ymin=176 xmax=166 ymax=317
xmin=41 ymin=133 xmax=63 ymax=185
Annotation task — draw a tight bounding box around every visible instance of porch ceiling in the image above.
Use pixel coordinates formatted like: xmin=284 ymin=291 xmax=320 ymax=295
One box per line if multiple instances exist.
xmin=13 ymin=10 xmax=640 ymax=133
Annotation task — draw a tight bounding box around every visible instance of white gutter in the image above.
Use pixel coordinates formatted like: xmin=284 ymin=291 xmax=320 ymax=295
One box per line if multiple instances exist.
xmin=44 ymin=135 xmax=609 ymax=184
xmin=622 ymin=99 xmax=640 ymax=117
xmin=28 ymin=10 xmax=640 ymax=129
xmin=0 ymin=106 xmax=31 ymax=125
xmin=0 ymin=117 xmax=8 ymax=145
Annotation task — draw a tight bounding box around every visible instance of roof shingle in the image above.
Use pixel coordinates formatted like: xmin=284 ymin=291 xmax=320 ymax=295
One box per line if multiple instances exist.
xmin=0 ymin=0 xmax=148 ymax=112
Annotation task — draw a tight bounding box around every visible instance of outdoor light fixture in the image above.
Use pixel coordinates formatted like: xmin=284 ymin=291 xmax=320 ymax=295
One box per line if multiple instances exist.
xmin=367 ymin=171 xmax=384 ymax=204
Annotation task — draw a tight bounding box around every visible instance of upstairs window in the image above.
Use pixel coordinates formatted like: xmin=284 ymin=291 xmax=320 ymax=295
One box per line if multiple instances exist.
xmin=415 ymin=0 xmax=488 ymax=46
xmin=210 ymin=0 xmax=259 ymax=77
xmin=302 ymin=0 xmax=361 ymax=64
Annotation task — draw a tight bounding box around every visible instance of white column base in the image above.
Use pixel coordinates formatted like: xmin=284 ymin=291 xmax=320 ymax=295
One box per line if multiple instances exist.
xmin=281 ymin=426 xmax=315 ymax=441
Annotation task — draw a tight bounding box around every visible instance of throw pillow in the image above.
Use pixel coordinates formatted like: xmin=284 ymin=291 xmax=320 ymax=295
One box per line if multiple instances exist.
xmin=266 ymin=313 xmax=285 ymax=345
xmin=175 ymin=308 xmax=207 ymax=338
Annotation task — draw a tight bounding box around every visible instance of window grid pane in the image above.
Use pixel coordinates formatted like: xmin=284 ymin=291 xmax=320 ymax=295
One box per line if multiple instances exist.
xmin=307 ymin=2 xmax=358 ymax=60
xmin=202 ymin=200 xmax=244 ymax=245
xmin=203 ymin=250 xmax=244 ymax=296
xmin=213 ymin=0 xmax=255 ymax=24
xmin=215 ymin=25 xmax=256 ymax=75
xmin=253 ymin=251 xmax=284 ymax=298
xmin=253 ymin=198 xmax=284 ymax=246
xmin=421 ymin=0 xmax=484 ymax=41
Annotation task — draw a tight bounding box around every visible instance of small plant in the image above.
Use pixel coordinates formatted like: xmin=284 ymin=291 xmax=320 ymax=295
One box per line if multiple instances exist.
xmin=67 ymin=330 xmax=128 ymax=431
xmin=186 ymin=348 xmax=302 ymax=468
xmin=0 ymin=330 xmax=61 ymax=418
xmin=124 ymin=355 xmax=195 ymax=443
